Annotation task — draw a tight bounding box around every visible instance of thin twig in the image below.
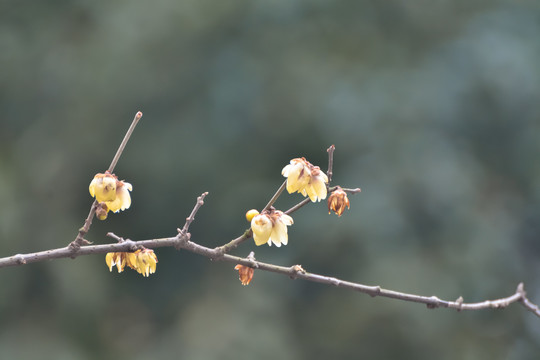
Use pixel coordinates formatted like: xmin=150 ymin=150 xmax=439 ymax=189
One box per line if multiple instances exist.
xmin=327 ymin=144 xmax=335 ymax=182
xmin=69 ymin=111 xmax=143 ymax=250
xmin=1 ymin=193 xmax=538 ymax=318
xmin=108 ymin=111 xmax=143 ymax=173
xmin=284 ymin=198 xmax=311 ymax=215
xmin=178 ymin=192 xmax=209 ymax=236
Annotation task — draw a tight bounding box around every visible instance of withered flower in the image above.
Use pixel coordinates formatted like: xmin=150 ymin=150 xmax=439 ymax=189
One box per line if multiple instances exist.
xmin=234 ymin=264 xmax=254 ymax=285
xmin=328 ymin=186 xmax=350 ymax=217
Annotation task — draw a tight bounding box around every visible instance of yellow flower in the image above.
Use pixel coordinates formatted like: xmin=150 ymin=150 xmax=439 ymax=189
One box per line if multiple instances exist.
xmin=89 ymin=172 xmax=117 ymax=202
xmin=251 ymin=214 xmax=273 ymax=246
xmin=301 ymin=167 xmax=328 ymax=202
xmin=281 ymin=158 xmax=311 ymax=193
xmin=250 ymin=208 xmax=294 ymax=247
xmin=106 ymin=181 xmax=132 ymax=213
xmin=127 ymin=249 xmax=158 ymax=277
xmin=105 ymin=249 xmax=158 ymax=277
xmin=328 ymin=186 xmax=350 ymax=216
xmin=282 ymin=157 xmax=328 ymax=202
xmin=105 ymin=252 xmax=127 ymax=273
xmin=89 ymin=172 xmax=132 ymax=214
xmin=268 ymin=210 xmax=293 ymax=247
xmin=234 ymin=264 xmax=254 ymax=285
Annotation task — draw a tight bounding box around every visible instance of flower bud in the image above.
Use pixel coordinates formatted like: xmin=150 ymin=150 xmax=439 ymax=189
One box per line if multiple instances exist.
xmin=328 ymin=186 xmax=350 ymax=217
xmin=245 ymin=209 xmax=259 ymax=222
xmin=95 ymin=202 xmax=109 ymax=221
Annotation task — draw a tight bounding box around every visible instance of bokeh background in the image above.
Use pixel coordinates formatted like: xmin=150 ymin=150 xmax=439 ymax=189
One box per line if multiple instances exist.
xmin=1 ymin=0 xmax=540 ymax=359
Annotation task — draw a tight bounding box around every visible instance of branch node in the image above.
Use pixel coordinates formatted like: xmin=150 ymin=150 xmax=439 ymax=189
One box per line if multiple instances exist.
xmin=174 ymin=231 xmax=190 ymax=250
xmin=455 ymin=296 xmax=464 ymax=312
xmin=122 ymin=239 xmax=139 ymax=252
xmin=517 ymin=282 xmax=525 ymax=297
xmin=369 ymin=286 xmax=382 ymax=297
xmin=14 ymin=254 xmax=26 ymax=265
xmin=106 ymin=232 xmax=124 ymax=243
xmin=246 ymin=252 xmax=259 ymax=268
xmin=427 ymin=296 xmax=442 ymax=309
xmin=289 ymin=264 xmax=306 ymax=279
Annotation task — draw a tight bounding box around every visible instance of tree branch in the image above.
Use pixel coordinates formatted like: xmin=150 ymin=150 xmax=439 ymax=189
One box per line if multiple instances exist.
xmin=0 ymin=191 xmax=538 ymax=318
xmin=3 ymin=124 xmax=536 ymax=321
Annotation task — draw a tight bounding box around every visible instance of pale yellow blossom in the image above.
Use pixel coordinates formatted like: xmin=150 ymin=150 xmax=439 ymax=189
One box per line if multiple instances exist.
xmin=251 ymin=214 xmax=273 ymax=246
xmin=105 ymin=249 xmax=158 ymax=277
xmin=89 ymin=172 xmax=132 ymax=215
xmin=250 ymin=209 xmax=294 ymax=247
xmin=282 ymin=158 xmax=328 ymax=202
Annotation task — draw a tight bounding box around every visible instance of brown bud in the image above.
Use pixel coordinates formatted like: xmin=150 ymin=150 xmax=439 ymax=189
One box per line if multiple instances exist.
xmin=327 ymin=186 xmax=350 ymax=217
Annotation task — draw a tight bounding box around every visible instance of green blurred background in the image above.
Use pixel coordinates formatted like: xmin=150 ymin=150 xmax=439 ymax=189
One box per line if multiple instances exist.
xmin=1 ymin=0 xmax=540 ymax=359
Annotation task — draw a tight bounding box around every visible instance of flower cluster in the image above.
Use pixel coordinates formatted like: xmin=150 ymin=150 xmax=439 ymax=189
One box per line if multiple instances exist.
xmin=89 ymin=172 xmax=132 ymax=219
xmin=105 ymin=248 xmax=158 ymax=277
xmin=282 ymin=157 xmax=329 ymax=202
xmin=249 ymin=208 xmax=293 ymax=247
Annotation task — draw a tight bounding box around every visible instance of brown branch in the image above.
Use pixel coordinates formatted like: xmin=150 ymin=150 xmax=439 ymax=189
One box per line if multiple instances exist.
xmin=3 ymin=138 xmax=535 ymax=319
xmin=0 ymin=192 xmax=538 ymax=318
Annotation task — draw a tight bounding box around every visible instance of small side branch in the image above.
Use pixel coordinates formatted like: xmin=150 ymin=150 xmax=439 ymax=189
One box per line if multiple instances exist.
xmin=178 ymin=192 xmax=209 ymax=236
xmin=69 ymin=111 xmax=143 ymax=250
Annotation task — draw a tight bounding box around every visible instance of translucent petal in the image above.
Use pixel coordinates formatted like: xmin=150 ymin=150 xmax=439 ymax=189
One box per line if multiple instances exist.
xmin=107 ymin=185 xmax=132 ymax=213
xmin=105 ymin=253 xmax=114 ymax=272
xmin=279 ymin=213 xmax=294 ymax=226
xmin=270 ymin=221 xmax=288 ymax=246
xmin=312 ymin=177 xmax=328 ymax=201
xmin=89 ymin=179 xmax=97 ymax=197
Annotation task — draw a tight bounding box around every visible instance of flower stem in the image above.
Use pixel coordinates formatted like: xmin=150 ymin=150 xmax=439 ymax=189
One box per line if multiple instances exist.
xmin=262 ymin=179 xmax=287 ymax=212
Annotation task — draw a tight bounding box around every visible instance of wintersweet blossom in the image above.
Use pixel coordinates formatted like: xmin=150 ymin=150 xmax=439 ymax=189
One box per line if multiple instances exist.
xmin=328 ymin=186 xmax=350 ymax=217
xmin=89 ymin=172 xmax=117 ymax=202
xmin=282 ymin=157 xmax=328 ymax=202
xmin=234 ymin=264 xmax=254 ymax=285
xmin=105 ymin=252 xmax=128 ymax=273
xmin=89 ymin=172 xmax=132 ymax=215
xmin=127 ymin=249 xmax=158 ymax=277
xmin=251 ymin=208 xmax=294 ymax=247
xmin=105 ymin=249 xmax=158 ymax=277
xmin=251 ymin=214 xmax=273 ymax=246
